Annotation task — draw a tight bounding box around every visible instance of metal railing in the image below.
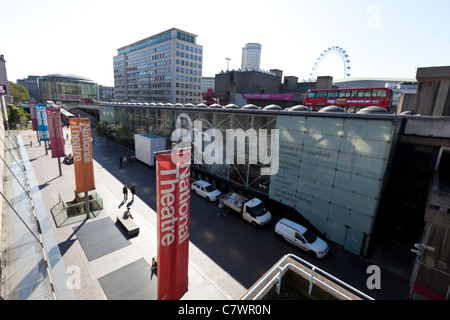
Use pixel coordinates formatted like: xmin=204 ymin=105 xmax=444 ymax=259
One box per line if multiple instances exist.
xmin=53 ymin=191 xmax=103 ymax=227
xmin=242 ymin=253 xmax=374 ymax=300
xmin=0 ymin=132 xmax=58 ymax=299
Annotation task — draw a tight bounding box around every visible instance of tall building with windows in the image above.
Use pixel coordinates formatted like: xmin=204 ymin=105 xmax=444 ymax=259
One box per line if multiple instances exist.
xmin=241 ymin=43 xmax=262 ymax=70
xmin=113 ymin=28 xmax=203 ymax=104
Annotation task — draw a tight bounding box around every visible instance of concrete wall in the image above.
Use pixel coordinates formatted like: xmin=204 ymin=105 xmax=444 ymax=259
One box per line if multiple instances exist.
xmin=412 ymin=66 xmax=450 ymax=116
xmin=403 ymin=116 xmax=450 ymax=139
xmin=412 ymin=161 xmax=450 ymax=300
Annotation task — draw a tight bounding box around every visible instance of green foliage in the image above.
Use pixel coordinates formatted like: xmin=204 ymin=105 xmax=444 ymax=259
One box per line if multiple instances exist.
xmin=115 ymin=125 xmax=134 ymax=147
xmin=95 ymin=120 xmax=112 ymax=145
xmin=95 ymin=120 xmax=111 ymax=137
xmin=7 ymin=104 xmax=30 ymax=128
xmin=8 ymin=81 xmax=29 ymax=101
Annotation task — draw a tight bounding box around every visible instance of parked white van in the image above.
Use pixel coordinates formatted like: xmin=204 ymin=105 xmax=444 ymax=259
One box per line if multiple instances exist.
xmin=275 ymin=218 xmax=329 ymax=258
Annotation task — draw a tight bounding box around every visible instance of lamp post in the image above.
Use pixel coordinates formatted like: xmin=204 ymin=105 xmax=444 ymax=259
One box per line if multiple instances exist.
xmin=225 ymin=58 xmax=230 ymax=104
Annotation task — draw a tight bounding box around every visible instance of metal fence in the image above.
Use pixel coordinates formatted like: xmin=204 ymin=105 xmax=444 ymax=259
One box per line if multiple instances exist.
xmin=242 ymin=253 xmax=374 ymax=300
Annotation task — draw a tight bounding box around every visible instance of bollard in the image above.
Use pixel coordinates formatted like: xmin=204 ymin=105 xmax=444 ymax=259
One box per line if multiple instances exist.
xmin=30 ymin=141 xmax=33 ymax=147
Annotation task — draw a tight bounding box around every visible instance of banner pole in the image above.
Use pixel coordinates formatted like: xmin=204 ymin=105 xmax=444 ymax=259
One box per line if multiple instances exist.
xmin=58 ymin=157 xmax=62 ymax=176
xmin=85 ymin=191 xmax=91 ymax=218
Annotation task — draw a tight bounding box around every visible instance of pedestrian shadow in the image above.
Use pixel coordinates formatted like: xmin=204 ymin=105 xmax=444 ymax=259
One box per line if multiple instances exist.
xmin=118 ymin=199 xmax=127 ymax=208
xmin=127 ymin=199 xmax=134 ymax=207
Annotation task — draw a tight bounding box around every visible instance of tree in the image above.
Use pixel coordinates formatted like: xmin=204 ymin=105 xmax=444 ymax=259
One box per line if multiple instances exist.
xmin=115 ymin=125 xmax=134 ymax=149
xmin=8 ymin=81 xmax=30 ymax=102
xmin=7 ymin=104 xmax=30 ymax=128
xmin=95 ymin=120 xmax=112 ymax=145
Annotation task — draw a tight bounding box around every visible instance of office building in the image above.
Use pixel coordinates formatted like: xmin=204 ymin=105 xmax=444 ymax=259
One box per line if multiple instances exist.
xmin=201 ymin=77 xmax=215 ymax=92
xmin=99 ymin=85 xmax=114 ymax=101
xmin=241 ymin=43 xmax=262 ymax=70
xmin=113 ymin=28 xmax=203 ymax=104
xmin=17 ymin=75 xmax=41 ymax=101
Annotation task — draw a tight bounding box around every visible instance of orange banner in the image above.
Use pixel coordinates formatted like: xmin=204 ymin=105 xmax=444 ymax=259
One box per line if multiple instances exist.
xmin=70 ymin=118 xmax=95 ymax=193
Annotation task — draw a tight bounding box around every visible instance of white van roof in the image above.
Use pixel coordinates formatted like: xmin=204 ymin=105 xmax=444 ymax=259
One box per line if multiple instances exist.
xmin=245 ymin=198 xmax=261 ymax=207
xmin=278 ymin=218 xmax=307 ymax=234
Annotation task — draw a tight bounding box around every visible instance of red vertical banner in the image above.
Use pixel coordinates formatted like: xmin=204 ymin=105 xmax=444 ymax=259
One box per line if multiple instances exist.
xmin=69 ymin=118 xmax=95 ymax=193
xmin=46 ymin=107 xmax=65 ymax=158
xmin=29 ymin=101 xmax=38 ymax=131
xmin=156 ymin=148 xmax=191 ymax=300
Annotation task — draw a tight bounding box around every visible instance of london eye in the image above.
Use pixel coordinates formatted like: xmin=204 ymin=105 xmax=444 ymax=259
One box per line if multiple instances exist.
xmin=309 ymin=46 xmax=351 ymax=81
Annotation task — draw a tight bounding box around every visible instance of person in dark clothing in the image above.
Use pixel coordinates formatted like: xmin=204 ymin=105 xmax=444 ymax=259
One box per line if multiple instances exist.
xmin=123 ymin=184 xmax=128 ymax=200
xmin=119 ymin=156 xmax=123 ymax=168
xmin=218 ymin=199 xmax=226 ymax=216
xmin=130 ymin=183 xmax=136 ymax=200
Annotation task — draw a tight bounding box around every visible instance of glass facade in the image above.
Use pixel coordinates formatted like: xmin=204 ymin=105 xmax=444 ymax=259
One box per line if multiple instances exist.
xmin=39 ymin=77 xmax=98 ymax=102
xmin=99 ymin=104 xmax=402 ymax=255
xmin=272 ymin=115 xmax=398 ymax=254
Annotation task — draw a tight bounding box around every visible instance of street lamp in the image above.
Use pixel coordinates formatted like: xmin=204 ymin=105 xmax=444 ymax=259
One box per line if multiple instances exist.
xmin=225 ymin=58 xmax=230 ymax=71
xmin=225 ymin=58 xmax=231 ymax=103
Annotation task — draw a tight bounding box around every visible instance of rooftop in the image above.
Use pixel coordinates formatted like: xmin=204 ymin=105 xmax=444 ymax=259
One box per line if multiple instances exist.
xmin=43 ymin=73 xmax=93 ymax=82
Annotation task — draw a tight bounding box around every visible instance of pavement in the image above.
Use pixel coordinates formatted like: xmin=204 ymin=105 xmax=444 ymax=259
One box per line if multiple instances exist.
xmin=20 ymin=127 xmax=240 ymax=300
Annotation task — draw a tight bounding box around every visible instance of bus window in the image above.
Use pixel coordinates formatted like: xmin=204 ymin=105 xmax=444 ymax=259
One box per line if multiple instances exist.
xmin=307 ymin=91 xmax=316 ymax=98
xmin=358 ymin=90 xmax=372 ymax=97
xmin=347 ymin=106 xmax=356 ymax=113
xmin=372 ymin=89 xmax=387 ymax=97
xmin=351 ymin=90 xmax=358 ymax=97
xmin=327 ymin=91 xmax=338 ymax=97
xmin=339 ymin=91 xmax=351 ymax=97
xmin=317 ymin=91 xmax=327 ymax=98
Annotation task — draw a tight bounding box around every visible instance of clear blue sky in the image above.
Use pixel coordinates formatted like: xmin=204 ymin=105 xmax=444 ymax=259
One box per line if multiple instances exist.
xmin=2 ymin=0 xmax=449 ymax=86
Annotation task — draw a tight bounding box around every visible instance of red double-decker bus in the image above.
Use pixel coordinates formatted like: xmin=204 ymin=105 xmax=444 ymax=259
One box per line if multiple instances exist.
xmin=303 ymin=87 xmax=393 ymax=112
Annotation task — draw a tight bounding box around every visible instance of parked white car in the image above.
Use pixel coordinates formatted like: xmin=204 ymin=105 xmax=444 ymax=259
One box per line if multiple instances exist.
xmin=275 ymin=218 xmax=329 ymax=258
xmin=191 ymin=180 xmax=222 ymax=202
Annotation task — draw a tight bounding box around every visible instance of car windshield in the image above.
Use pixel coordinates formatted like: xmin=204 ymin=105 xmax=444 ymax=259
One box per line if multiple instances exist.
xmin=250 ymin=202 xmax=267 ymax=216
xmin=302 ymin=229 xmax=317 ymax=244
xmin=204 ymin=185 xmax=216 ymax=192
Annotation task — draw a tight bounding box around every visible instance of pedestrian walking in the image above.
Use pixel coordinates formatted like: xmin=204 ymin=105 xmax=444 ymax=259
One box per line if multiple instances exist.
xmin=130 ymin=183 xmax=136 ymax=200
xmin=123 ymin=155 xmax=127 ymax=167
xmin=119 ymin=156 xmax=123 ymax=168
xmin=123 ymin=184 xmax=128 ymax=200
xmin=218 ymin=199 xmax=226 ymax=216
